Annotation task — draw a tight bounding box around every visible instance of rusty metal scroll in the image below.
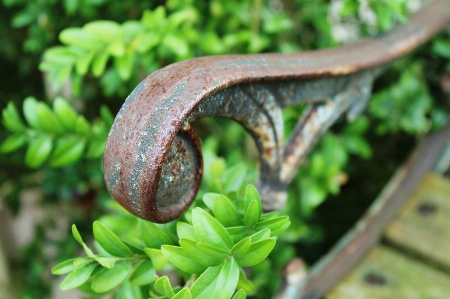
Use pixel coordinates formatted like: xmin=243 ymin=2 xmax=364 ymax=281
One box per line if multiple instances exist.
xmin=104 ymin=0 xmax=450 ymax=223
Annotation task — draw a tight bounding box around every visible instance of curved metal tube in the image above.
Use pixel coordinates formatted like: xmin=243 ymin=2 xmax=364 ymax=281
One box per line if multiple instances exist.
xmin=104 ymin=0 xmax=450 ymax=223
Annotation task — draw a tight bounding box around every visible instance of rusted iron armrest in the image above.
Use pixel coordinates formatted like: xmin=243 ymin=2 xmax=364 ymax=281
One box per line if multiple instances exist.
xmin=103 ymin=0 xmax=450 ymax=297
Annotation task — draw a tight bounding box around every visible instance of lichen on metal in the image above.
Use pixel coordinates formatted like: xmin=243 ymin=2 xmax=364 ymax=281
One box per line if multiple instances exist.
xmin=103 ymin=0 xmax=450 ymax=223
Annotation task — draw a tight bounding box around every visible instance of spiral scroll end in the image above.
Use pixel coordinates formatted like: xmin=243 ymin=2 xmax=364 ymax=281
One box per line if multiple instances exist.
xmin=152 ymin=125 xmax=203 ymax=222
xmin=104 ymin=124 xmax=203 ymax=223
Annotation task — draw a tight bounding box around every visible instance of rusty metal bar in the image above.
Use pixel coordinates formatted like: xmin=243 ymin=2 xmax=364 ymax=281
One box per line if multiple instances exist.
xmin=104 ymin=0 xmax=450 ymax=224
xmin=297 ymin=121 xmax=450 ymax=299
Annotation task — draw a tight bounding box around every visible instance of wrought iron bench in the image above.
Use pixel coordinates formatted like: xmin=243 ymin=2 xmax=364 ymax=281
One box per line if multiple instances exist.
xmin=103 ymin=1 xmax=450 ymax=298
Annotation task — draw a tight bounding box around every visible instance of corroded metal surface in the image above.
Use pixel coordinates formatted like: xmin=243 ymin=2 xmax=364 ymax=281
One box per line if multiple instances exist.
xmin=104 ymin=0 xmax=450 ymax=223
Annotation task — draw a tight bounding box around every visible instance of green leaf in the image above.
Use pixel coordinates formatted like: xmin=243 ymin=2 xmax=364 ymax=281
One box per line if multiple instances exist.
xmin=210 ymin=195 xmax=241 ymax=227
xmin=342 ymin=135 xmax=372 ymax=159
xmin=72 ymin=224 xmax=85 ymax=246
xmin=25 ymin=136 xmax=53 ymax=168
xmin=244 ymin=185 xmax=262 ymax=214
xmin=35 ymin=100 xmax=65 ymax=133
xmin=41 ymin=47 xmax=76 ymax=65
xmin=23 ymin=97 xmax=43 ymax=131
xmin=94 ymin=257 xmax=116 ymax=269
xmin=140 ymin=220 xmax=174 ymax=248
xmin=161 ymin=245 xmax=207 ymax=274
xmin=48 ymin=137 xmax=86 ymax=167
xmin=51 ymin=258 xmax=77 ymax=275
xmin=235 ymin=239 xmax=275 ymax=267
xmin=433 ymin=39 xmax=450 ymax=58
xmin=100 ymin=105 xmax=114 ymax=128
xmin=202 ymin=193 xmax=220 ymax=212
xmin=144 ymin=248 xmax=168 ymax=271
xmin=63 ymin=0 xmax=78 ymax=15
xmin=180 ymin=239 xmax=228 ymax=267
xmin=91 ymin=261 xmax=133 ymax=293
xmin=259 ymin=211 xmax=279 ymax=221
xmin=84 ymin=21 xmax=122 ymax=42
xmin=72 ymin=225 xmax=115 ymax=269
xmin=269 ymin=221 xmax=291 ymax=238
xmin=53 ymin=97 xmax=78 ymax=130
xmin=74 ymin=115 xmax=92 ymax=134
xmin=0 ymin=133 xmax=27 ymax=153
xmin=91 ymin=52 xmax=109 ymax=77
xmin=263 ymin=13 xmax=293 ymax=34
xmin=162 ymin=34 xmax=188 ymax=58
xmin=236 ymin=268 xmax=254 ymax=293
xmin=72 ymin=224 xmax=97 ymax=259
xmin=129 ymin=259 xmax=156 ymax=286
xmin=2 ymin=102 xmax=26 ymax=132
xmin=11 ymin=9 xmax=35 ymax=28
xmin=248 ymin=228 xmax=271 ymax=242
xmin=232 ymin=289 xmax=246 ymax=299
xmin=107 ymin=39 xmax=125 ymax=57
xmin=173 ymin=288 xmax=192 ymax=299
xmin=75 ymin=50 xmax=95 ymax=75
xmin=222 ymin=164 xmax=247 ymax=193
xmin=216 ymin=258 xmax=239 ymax=299
xmin=176 ymin=222 xmax=198 ymax=241
xmin=114 ymin=51 xmax=134 ymax=80
xmin=154 ymin=276 xmax=174 ymax=298
xmin=117 ymin=280 xmax=145 ymax=299
xmin=60 ymin=263 xmax=97 ymax=290
xmin=226 ymin=226 xmax=247 ymax=243
xmin=87 ymin=138 xmax=106 ymax=159
xmin=60 ymin=28 xmax=103 ymax=50
xmin=192 ymin=208 xmax=233 ymax=250
xmin=231 ymin=237 xmax=250 ymax=258
xmin=136 ymin=32 xmax=161 ymax=53
xmin=23 ymin=97 xmax=64 ymax=133
xmin=190 ymin=264 xmax=222 ymax=299
xmin=93 ymin=221 xmax=133 ymax=257
xmin=255 ymin=216 xmax=290 ymax=236
xmin=244 ymin=201 xmax=259 ymax=227
xmin=73 ymin=258 xmax=93 ymax=271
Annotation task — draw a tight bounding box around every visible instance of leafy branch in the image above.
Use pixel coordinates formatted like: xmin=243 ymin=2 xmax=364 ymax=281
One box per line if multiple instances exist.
xmin=52 ymin=185 xmax=290 ymax=299
xmin=0 ymin=96 xmax=112 ymax=168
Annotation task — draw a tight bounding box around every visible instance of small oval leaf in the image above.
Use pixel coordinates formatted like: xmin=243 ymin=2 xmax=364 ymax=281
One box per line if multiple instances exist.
xmin=154 ymin=276 xmax=174 ymax=298
xmin=129 ymin=259 xmax=156 ymax=286
xmin=161 ymin=245 xmax=206 ymax=274
xmin=192 ymin=208 xmax=233 ymax=250
xmin=51 ymin=258 xmax=77 ymax=275
xmin=244 ymin=200 xmax=259 ymax=227
xmin=144 ymin=248 xmax=168 ymax=271
xmin=91 ymin=261 xmax=133 ymax=293
xmin=176 ymin=222 xmax=198 ymax=241
xmin=216 ymin=258 xmax=239 ymax=299
xmin=140 ymin=220 xmax=174 ymax=248
xmin=0 ymin=133 xmax=27 ymax=153
xmin=48 ymin=137 xmax=86 ymax=167
xmin=60 ymin=263 xmax=97 ymax=291
xmin=235 ymin=239 xmax=275 ymax=267
xmin=190 ymin=264 xmax=222 ymax=299
xmin=93 ymin=221 xmax=133 ymax=257
xmin=25 ymin=136 xmax=53 ymax=168
xmin=173 ymin=288 xmax=192 ymax=299
xmin=179 ymin=239 xmax=228 ymax=267
xmin=53 ymin=97 xmax=78 ymax=130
